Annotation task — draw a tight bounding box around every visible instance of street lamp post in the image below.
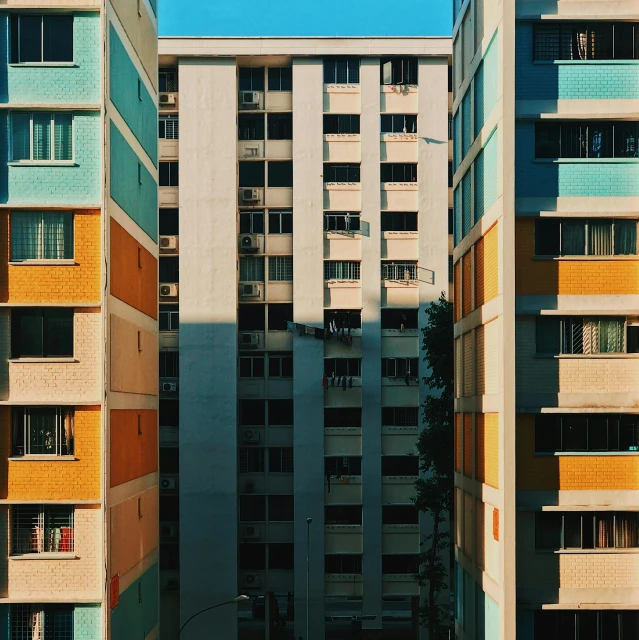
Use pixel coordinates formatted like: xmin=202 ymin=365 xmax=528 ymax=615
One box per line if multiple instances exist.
xmin=179 ymin=594 xmax=249 ymax=636
xmin=306 ymin=517 xmax=312 ymax=640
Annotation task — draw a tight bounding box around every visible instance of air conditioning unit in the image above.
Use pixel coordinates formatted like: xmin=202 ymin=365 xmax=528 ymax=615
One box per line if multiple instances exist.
xmin=161 ymin=524 xmax=178 ymax=540
xmin=160 ymin=283 xmax=179 ymax=299
xmin=159 ymin=92 xmax=176 ymax=105
xmin=162 ymin=382 xmax=177 ymax=393
xmin=243 ymin=145 xmax=260 ymax=158
xmin=240 ymin=188 xmax=259 ymax=203
xmin=239 ymin=283 xmax=261 ymax=299
xmin=241 ymin=91 xmax=259 ymax=105
xmin=159 ymin=235 xmax=178 ymax=253
xmin=243 ymin=573 xmax=262 ymax=588
xmin=240 ymin=332 xmax=260 ymax=347
xmin=244 ymin=482 xmax=256 ymax=493
xmin=161 ymin=574 xmax=180 ymax=591
xmin=239 ymin=234 xmax=259 ymax=253
xmin=160 ymin=475 xmax=178 ymax=491
xmin=241 ymin=526 xmax=261 ymax=539
xmin=242 ymin=429 xmax=261 ymax=444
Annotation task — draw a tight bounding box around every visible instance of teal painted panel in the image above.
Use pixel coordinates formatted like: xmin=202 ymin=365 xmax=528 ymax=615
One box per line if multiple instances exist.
xmin=484 ymin=593 xmax=499 ymax=639
xmin=453 ymin=111 xmax=459 ymax=170
xmin=75 ymin=604 xmax=101 ymax=640
xmin=463 ymin=571 xmax=474 ymax=634
xmin=110 ymin=120 xmax=158 ymax=241
xmin=148 ymin=0 xmax=157 ymax=16
xmin=0 ymin=605 xmax=7 ymax=640
xmin=474 ymin=31 xmax=499 ymax=135
xmin=454 ymin=561 xmax=463 ymax=623
xmin=111 ymin=563 xmax=159 ymax=640
xmin=0 ymin=111 xmax=101 ymax=205
xmin=453 ymin=184 xmax=461 ymax=247
xmin=109 ymin=24 xmax=157 ymax=166
xmin=461 ymin=89 xmax=472 ymax=160
xmin=461 ymin=170 xmax=471 ymax=237
xmin=0 ymin=13 xmax=100 ymax=105
xmin=474 ymin=127 xmax=499 ymax=223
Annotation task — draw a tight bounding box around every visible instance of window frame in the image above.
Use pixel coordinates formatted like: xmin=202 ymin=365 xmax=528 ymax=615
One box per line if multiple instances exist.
xmin=324 ymin=261 xmax=361 ymax=281
xmin=11 ymin=504 xmax=74 ymax=555
xmin=159 ymin=305 xmax=179 ymax=332
xmin=240 ymin=210 xmax=265 ymax=235
xmin=268 ymin=447 xmax=294 ymax=473
xmin=323 ymin=57 xmax=360 ymax=84
xmin=239 ymin=67 xmax=265 ymax=92
xmin=267 ymin=209 xmax=293 ymax=234
xmin=11 ymin=406 xmax=75 ymax=457
xmin=267 ymin=352 xmax=293 ymax=378
xmin=159 ymin=161 xmax=179 ymax=187
xmin=10 ymin=211 xmax=74 ymax=262
xmin=381 ymin=357 xmax=419 ymax=378
xmin=10 ymin=111 xmax=74 ymax=163
xmin=380 ymin=57 xmax=419 ymax=85
xmin=267 ymin=67 xmax=292 ymax=92
xmin=381 ymin=114 xmax=418 ymax=134
xmin=11 ymin=307 xmax=74 ymax=359
xmin=323 ymin=114 xmax=361 ymax=135
xmin=268 ymin=255 xmax=293 ymax=282
xmin=239 ymin=355 xmax=265 ymax=378
xmin=159 ymin=115 xmax=179 ymax=140
xmin=11 ymin=14 xmax=74 ymax=64
xmin=323 ymin=163 xmax=361 ymax=183
xmin=324 ymin=211 xmax=361 ymax=233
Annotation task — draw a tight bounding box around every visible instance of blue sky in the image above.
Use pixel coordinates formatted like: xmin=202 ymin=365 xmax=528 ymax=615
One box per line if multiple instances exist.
xmin=159 ymin=0 xmax=452 ymax=37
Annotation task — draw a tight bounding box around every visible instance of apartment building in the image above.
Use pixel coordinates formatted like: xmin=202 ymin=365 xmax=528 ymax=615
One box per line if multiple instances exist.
xmin=452 ymin=0 xmax=639 ymax=638
xmin=0 ymin=1 xmax=159 ymax=639
xmin=157 ymin=37 xmax=452 ymax=639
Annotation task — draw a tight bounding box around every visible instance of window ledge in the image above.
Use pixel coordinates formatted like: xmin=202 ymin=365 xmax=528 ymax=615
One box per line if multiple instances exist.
xmin=8 ymin=161 xmax=77 ymax=167
xmin=10 ymin=553 xmax=77 ymax=560
xmin=534 ymin=354 xmax=639 ymax=359
xmin=9 ymin=62 xmax=77 ymax=68
xmin=535 ymin=451 xmax=639 ymax=457
xmin=9 ymin=357 xmax=77 ymax=363
xmin=533 ymin=255 xmax=639 ymax=261
xmin=9 ymin=260 xmax=78 ymax=266
xmin=536 ymin=549 xmax=639 ymax=555
xmin=9 ymin=456 xmax=78 ymax=461
xmin=533 ymin=60 xmax=639 ymax=66
xmin=533 ymin=158 xmax=639 ymax=164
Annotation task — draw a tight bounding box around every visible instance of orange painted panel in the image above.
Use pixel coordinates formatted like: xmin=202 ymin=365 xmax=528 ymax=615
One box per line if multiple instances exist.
xmin=463 ymin=414 xmax=472 ymax=477
xmin=515 ymin=218 xmax=639 ymax=296
xmin=492 ymin=508 xmax=499 ymax=541
xmin=475 ymin=222 xmax=499 ymax=307
xmin=453 ymin=261 xmax=461 ymax=323
xmin=462 ymin=251 xmax=472 ymax=318
xmin=110 ymin=218 xmax=158 ymax=319
xmin=454 ymin=413 xmax=461 ymax=472
xmin=0 ymin=406 xmax=100 ymax=500
xmin=110 ymin=410 xmax=158 ymax=487
xmin=0 ymin=210 xmax=100 ymax=304
xmin=475 ymin=414 xmax=485 ymax=483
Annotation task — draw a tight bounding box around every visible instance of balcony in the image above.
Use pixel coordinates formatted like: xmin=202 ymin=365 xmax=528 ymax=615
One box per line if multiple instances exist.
xmin=382 ymin=232 xmax=418 ymax=261
xmin=324 ymin=182 xmax=361 ymax=211
xmin=381 ymin=182 xmax=418 ymax=211
xmin=159 ymin=187 xmax=179 ymax=207
xmin=382 ymin=524 xmax=420 ymax=554
xmin=323 ymin=85 xmax=361 ymax=114
xmin=159 ymin=139 xmax=178 ymax=161
xmin=380 ymin=85 xmax=418 ymax=114
xmin=324 ymin=475 xmax=362 ymax=505
xmin=325 ymin=525 xmax=363 ymax=554
xmin=324 ymin=134 xmax=361 ymax=163
xmin=380 ymin=134 xmax=418 ymax=163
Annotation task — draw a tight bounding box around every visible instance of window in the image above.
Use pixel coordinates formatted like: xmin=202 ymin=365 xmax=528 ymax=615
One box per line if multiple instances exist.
xmin=10 ymin=211 xmax=73 ymax=261
xmin=382 ymin=505 xmax=419 ymax=524
xmin=325 ymin=554 xmax=362 ymax=574
xmin=239 ymin=447 xmax=265 ymax=473
xmin=267 ymin=114 xmax=292 ymax=140
xmin=382 ymin=407 xmax=419 ymax=427
xmin=382 ymin=554 xmax=419 ymax=574
xmin=268 ymin=161 xmax=293 ymax=188
xmin=239 ymin=400 xmax=265 ymax=426
xmin=534 ymin=218 xmax=638 ymax=256
xmin=381 ymin=57 xmax=418 ymax=85
xmin=159 ymin=399 xmax=179 ymax=426
xmin=449 ymin=256 xmax=454 ymax=283
xmin=239 ymin=162 xmax=265 ymax=188
xmin=324 ymin=408 xmax=361 ymax=428
xmin=10 ymin=604 xmax=74 ymax=640
xmin=238 ymin=304 xmax=265 ymax=331
xmin=268 ymin=209 xmax=293 ymax=234
xmin=381 ymin=114 xmax=417 ymax=134
xmin=11 ymin=308 xmax=73 ymax=358
xmin=533 ymin=23 xmax=639 ymax=61
xmin=160 ymin=448 xmax=179 ymax=472
xmin=269 ymin=495 xmax=294 ymax=521
xmin=325 ymin=309 xmax=361 ymax=331
xmin=325 ymin=456 xmax=361 ymax=476
xmin=10 ymin=15 xmax=73 ymax=63
xmin=268 ymin=67 xmax=292 ymax=91
xmin=240 ymin=496 xmax=266 ymax=521
xmin=159 ymin=351 xmax=179 ymax=378
xmin=240 ymin=210 xmax=265 ymax=234
xmin=159 ymin=256 xmax=179 ymax=282
xmin=269 ymin=256 xmax=293 ymax=281
xmin=536 ymin=511 xmax=639 ymax=549
xmin=267 ymin=353 xmax=293 ymax=378
xmin=536 ymin=316 xmax=631 ymax=355
xmin=11 ymin=112 xmax=72 ymax=162
xmin=159 ymin=304 xmax=179 ymax=331
xmin=324 ymin=358 xmax=362 ymax=377
xmin=324 ymin=115 xmax=360 ymax=135
xmin=269 ymin=543 xmax=294 ymax=570
xmin=159 ymin=209 xmax=179 ymax=235
xmin=448 ymin=161 xmax=453 ymax=187
xmin=160 ymin=544 xmax=180 ymax=571
xmin=12 ymin=407 xmax=74 ymax=457
xmin=159 ymin=162 xmax=179 ymax=186
xmin=159 ymin=68 xmax=178 ymax=92
xmin=239 ymin=543 xmax=266 ymax=570
xmin=239 ymin=256 xmax=265 ymax=282
xmin=238 ymin=114 xmax=264 ymax=140
xmin=324 ymin=211 xmax=360 ymax=232
xmin=381 ymin=357 xmax=419 ymax=379
xmin=448 ymin=114 xmax=453 ymax=140
xmin=448 ymin=208 xmax=454 ymax=234
xmin=12 ymin=505 xmax=74 ymax=554
xmin=324 ymin=164 xmax=360 ymax=182
xmin=381 ymin=212 xmax=418 ymax=232
xmin=382 ymin=456 xmax=419 ymax=476
xmin=268 ymin=303 xmax=293 ymax=331
xmin=324 ymin=57 xmax=360 ymax=84
xmin=239 ymin=355 xmax=265 ymax=378
xmin=325 ymin=505 xmax=362 ymax=525
xmin=159 ymin=115 xmax=179 ymax=139
xmin=381 ymin=261 xmax=418 ymax=281
xmin=535 ymin=122 xmax=638 ymax=159
xmin=535 ymin=414 xmax=639 ymax=453
xmin=160 ymin=495 xmax=179 ymax=521
xmin=324 ymin=261 xmax=361 ymax=280
xmin=534 ymin=610 xmax=639 ymax=640
xmin=268 ymin=399 xmax=294 ymax=425
xmin=239 ymin=67 xmax=264 ymax=92
xmin=381 ymin=308 xmax=418 ymax=330
xmin=381 ymin=163 xmax=417 ymax=183
xmin=269 ymin=447 xmax=294 ymax=473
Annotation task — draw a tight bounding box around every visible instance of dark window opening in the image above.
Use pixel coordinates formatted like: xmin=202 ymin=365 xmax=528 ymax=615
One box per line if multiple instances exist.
xmin=324 ymin=408 xmax=362 ymax=428
xmin=238 ymin=304 xmax=265 ymax=331
xmin=240 ymin=210 xmax=265 ymax=234
xmin=381 ymin=407 xmax=419 ymax=427
xmin=159 ymin=351 xmax=179 ymax=378
xmin=268 ymin=447 xmax=294 ymax=473
xmin=381 ymin=114 xmax=417 ymax=134
xmin=238 ymin=114 xmax=264 ymax=140
xmin=268 ymin=303 xmax=293 ymax=331
xmin=160 ymin=448 xmax=179 ymax=473
xmin=11 ymin=15 xmax=73 ymax=63
xmin=159 ymin=209 xmax=179 ymax=236
xmin=239 ymin=400 xmax=266 ymax=426
xmin=159 ymin=256 xmax=179 ymax=283
xmin=239 ymin=162 xmax=265 ymax=188
xmin=160 ymin=495 xmax=179 ymax=520
xmin=324 ymin=211 xmax=360 ymax=232
xmin=325 ymin=505 xmax=362 ymax=525
xmin=268 ymin=495 xmax=294 ymax=521
xmin=325 ymin=554 xmax=362 ymax=574
xmin=11 ymin=308 xmax=73 ymax=358
xmin=381 ymin=456 xmax=419 ymax=476
xmin=159 ymin=68 xmax=178 ymax=92
xmin=324 ymin=164 xmax=360 ymax=183
xmin=381 ymin=164 xmax=417 ymax=183
xmin=239 ymin=67 xmax=265 ymax=92
xmin=267 ymin=114 xmax=292 ymax=140
xmin=239 ymin=543 xmax=266 ymax=570
xmin=268 ymin=161 xmax=293 ymax=188
xmin=324 ymin=309 xmax=362 ymax=330
xmin=269 ymin=543 xmax=294 ymax=570
xmin=324 ymin=114 xmax=360 ymax=135
xmin=268 ymin=210 xmax=292 ymax=234
xmin=324 ymin=358 xmax=362 ymax=377
xmin=382 ymin=505 xmax=419 ymax=525
xmin=268 ymin=67 xmax=292 ymax=91
xmin=381 ymin=308 xmax=418 ymax=330
xmin=325 ymin=456 xmax=362 ymax=476
xmin=159 ymin=162 xmax=179 ymax=187
xmin=381 ymin=212 xmax=418 ymax=231
xmin=381 ymin=57 xmax=418 ymax=85
xmin=382 ymin=554 xmax=419 ymax=574
xmin=323 ymin=57 xmax=360 ymax=84
xmin=268 ymin=399 xmax=293 ymax=426
xmin=239 ymin=355 xmax=265 ymax=378
xmin=267 ymin=353 xmax=293 ymax=378
xmin=159 ymin=399 xmax=179 ymax=427
xmin=159 ymin=304 xmax=179 ymax=332
xmin=381 ymin=357 xmax=419 ymax=378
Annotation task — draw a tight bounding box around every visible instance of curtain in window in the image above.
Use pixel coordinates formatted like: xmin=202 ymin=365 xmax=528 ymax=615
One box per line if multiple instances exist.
xmin=615 ymin=513 xmax=638 ymax=548
xmin=43 ymin=213 xmax=70 ymax=259
xmin=561 ymin=221 xmax=585 ymax=255
xmin=239 ymin=257 xmax=264 ymax=282
xmin=615 ymin=221 xmax=637 ymax=255
xmin=11 ymin=212 xmax=43 ymax=260
xmin=62 ymin=408 xmax=74 ymax=456
xmin=599 ymin=318 xmax=625 ymax=353
xmin=589 ymin=221 xmax=613 ymax=256
xmin=597 ymin=513 xmax=614 ymax=548
xmin=572 ymin=26 xmax=588 ymax=60
xmin=11 ymin=113 xmax=31 ymax=161
xmin=12 ymin=410 xmax=23 ymax=456
xmin=54 ymin=113 xmax=72 ymax=160
xmin=32 ymin=113 xmax=51 ymax=161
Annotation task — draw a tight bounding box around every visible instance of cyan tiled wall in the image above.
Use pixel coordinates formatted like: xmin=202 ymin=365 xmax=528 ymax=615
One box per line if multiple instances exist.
xmin=0 ymin=111 xmax=101 ymax=205
xmin=461 ymin=88 xmax=472 ymax=160
xmin=110 ymin=120 xmax=158 ymax=241
xmin=0 ymin=12 xmax=100 ymax=105
xmin=109 ymin=24 xmax=158 ymax=166
xmin=453 ymin=184 xmax=461 ymax=246
xmin=474 ymin=127 xmax=499 ymax=222
xmin=474 ymin=31 xmax=499 ymax=135
xmin=515 ymin=23 xmax=639 ymax=101
xmin=111 ymin=563 xmax=159 ymax=639
xmin=515 ymin=122 xmax=639 ymax=198
xmin=453 ymin=111 xmax=459 ymax=170
xmin=74 ymin=604 xmax=102 ymax=639
xmin=461 ymin=170 xmax=472 ymax=237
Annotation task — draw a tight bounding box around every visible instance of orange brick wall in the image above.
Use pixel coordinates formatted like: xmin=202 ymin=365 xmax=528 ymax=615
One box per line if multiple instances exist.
xmin=462 ymin=251 xmax=472 ymax=318
xmin=110 ymin=410 xmax=158 ymax=487
xmin=0 ymin=210 xmax=100 ymax=303
xmin=110 ymin=218 xmax=158 ymax=319
xmin=515 ymin=218 xmax=639 ymax=296
xmin=476 ymin=412 xmax=499 ymax=489
xmin=463 ymin=414 xmax=473 ymax=477
xmin=455 ymin=413 xmax=461 ymax=472
xmin=454 ymin=260 xmax=461 ymax=322
xmin=516 ymin=414 xmax=639 ymax=490
xmin=475 ymin=222 xmax=499 ymax=307
xmin=0 ymin=406 xmax=100 ymax=500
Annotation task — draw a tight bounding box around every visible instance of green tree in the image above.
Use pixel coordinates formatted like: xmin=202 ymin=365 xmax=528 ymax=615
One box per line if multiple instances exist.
xmin=413 ymin=292 xmax=454 ymax=639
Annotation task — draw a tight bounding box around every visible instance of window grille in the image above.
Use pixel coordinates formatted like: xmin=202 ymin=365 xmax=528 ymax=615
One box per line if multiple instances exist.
xmin=381 ymin=358 xmax=419 ymax=378
xmin=159 ymin=116 xmax=178 ymax=140
xmin=325 ymin=554 xmax=363 ymax=574
xmin=239 ymin=448 xmax=265 ymax=473
xmin=11 ymin=604 xmax=74 ymax=640
xmin=12 ymin=506 xmax=74 ymax=555
xmin=10 ymin=212 xmax=73 ymax=262
xmin=324 ymin=261 xmax=361 ymax=280
xmin=323 ymin=58 xmax=360 ymax=84
xmin=159 ymin=351 xmax=179 ymax=378
xmin=324 ymin=212 xmax=360 ymax=232
xmin=268 ymin=256 xmax=293 ymax=282
xmin=537 ymin=316 xmax=627 ymax=354
xmin=12 ymin=407 xmax=74 ymax=457
xmin=381 ymin=262 xmax=418 ymax=281
xmin=11 ymin=112 xmax=72 ymax=162
xmin=159 ymin=69 xmax=178 ymax=92
xmin=382 ymin=407 xmax=419 ymax=426
xmin=269 ymin=447 xmax=294 ymax=473
xmin=239 ymin=256 xmax=265 ymax=282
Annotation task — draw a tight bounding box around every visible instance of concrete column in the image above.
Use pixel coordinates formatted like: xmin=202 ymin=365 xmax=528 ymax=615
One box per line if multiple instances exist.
xmin=360 ymin=57 xmax=383 ymax=634
xmin=292 ymin=57 xmax=326 ymax=640
xmin=178 ymin=57 xmax=239 ymax=640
